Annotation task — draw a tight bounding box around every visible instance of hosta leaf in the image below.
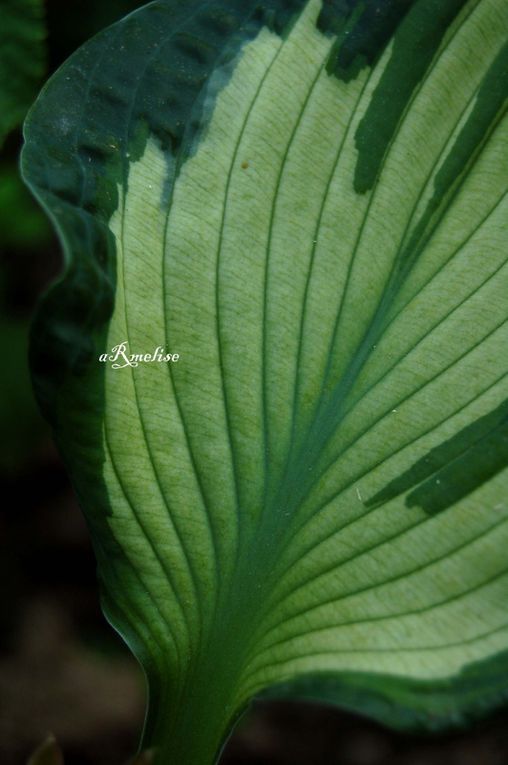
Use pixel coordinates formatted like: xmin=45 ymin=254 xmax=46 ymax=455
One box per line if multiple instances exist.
xmin=22 ymin=0 xmax=508 ymax=762
xmin=0 ymin=0 xmax=46 ymax=145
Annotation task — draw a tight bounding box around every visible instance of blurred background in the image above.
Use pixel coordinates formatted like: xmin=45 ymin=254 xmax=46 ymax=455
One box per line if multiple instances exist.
xmin=1 ymin=1 xmax=508 ymax=763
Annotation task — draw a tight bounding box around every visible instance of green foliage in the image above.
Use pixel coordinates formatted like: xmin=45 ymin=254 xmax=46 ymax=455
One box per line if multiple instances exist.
xmin=0 ymin=0 xmax=48 ymax=466
xmin=22 ymin=0 xmax=508 ymax=763
xmin=0 ymin=162 xmax=50 ymax=247
xmin=0 ymin=0 xmax=46 ymax=145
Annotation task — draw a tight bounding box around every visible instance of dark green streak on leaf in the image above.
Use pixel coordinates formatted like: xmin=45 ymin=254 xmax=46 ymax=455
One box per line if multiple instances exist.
xmin=388 ymin=40 xmax=508 ymax=287
xmin=432 ymin=39 xmax=508 ymax=206
xmin=254 ymin=0 xmax=310 ymax=36
xmin=393 ymin=38 xmax=508 ymax=278
xmin=367 ymin=399 xmax=508 ymax=513
xmin=320 ymin=0 xmax=416 ymax=81
xmin=353 ymin=0 xmax=467 ymax=193
xmin=407 ymin=424 xmax=508 ymax=514
xmin=317 ymin=0 xmax=359 ymax=36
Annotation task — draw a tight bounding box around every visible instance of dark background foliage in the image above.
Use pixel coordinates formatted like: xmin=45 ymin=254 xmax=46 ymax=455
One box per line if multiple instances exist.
xmin=1 ymin=1 xmax=508 ymax=763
